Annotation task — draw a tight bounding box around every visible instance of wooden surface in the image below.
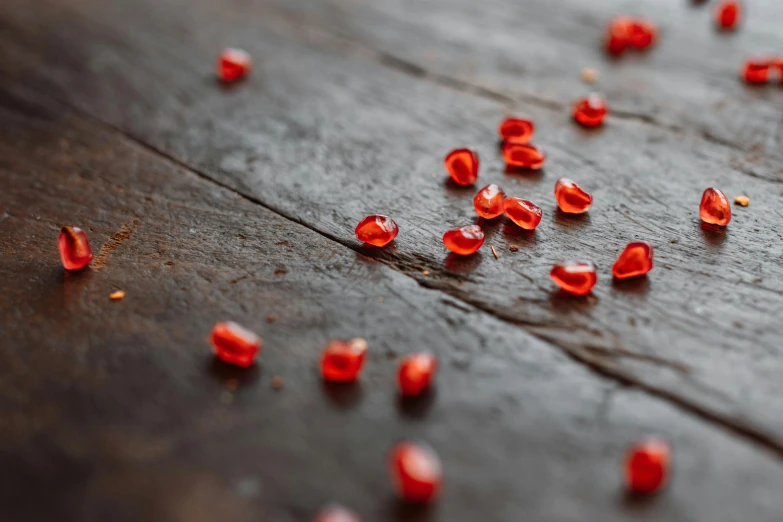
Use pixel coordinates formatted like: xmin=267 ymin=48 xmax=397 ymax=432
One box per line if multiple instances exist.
xmin=1 ymin=0 xmax=783 ymax=520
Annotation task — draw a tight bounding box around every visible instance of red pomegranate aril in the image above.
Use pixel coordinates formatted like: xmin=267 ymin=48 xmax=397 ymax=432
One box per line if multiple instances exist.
xmin=700 ymin=188 xmax=731 ymax=226
xmin=555 ymin=178 xmax=593 ymax=214
xmin=501 ymin=143 xmax=546 ymax=170
xmin=503 ymin=197 xmax=543 ymax=230
xmin=58 ymin=226 xmax=93 ymax=271
xmin=629 ymin=19 xmax=657 ymax=49
xmin=211 ymin=321 xmax=262 ymax=367
xmin=473 ymin=184 xmax=506 ymax=219
xmin=443 ymin=225 xmax=485 ymax=255
xmin=606 ymin=16 xmax=634 ymax=56
xmin=573 ymin=93 xmax=607 ymax=127
xmin=313 ymin=504 xmax=360 ymax=522
xmin=218 ymin=48 xmax=252 ymax=82
xmin=398 ymin=352 xmax=438 ymax=396
xmin=550 ymin=261 xmax=597 ymax=296
xmin=355 ymin=215 xmax=399 ymax=247
xmin=321 ymin=338 xmax=368 ymax=382
xmin=444 ymin=148 xmax=479 ymax=186
xmin=742 ymin=58 xmax=772 ymax=84
xmin=715 ymin=1 xmax=741 ymax=30
xmin=625 ymin=437 xmax=671 ymax=494
xmin=390 ymin=441 xmax=442 ymax=503
xmin=498 ymin=117 xmax=535 ymax=144
xmin=612 ymin=242 xmax=654 ymax=279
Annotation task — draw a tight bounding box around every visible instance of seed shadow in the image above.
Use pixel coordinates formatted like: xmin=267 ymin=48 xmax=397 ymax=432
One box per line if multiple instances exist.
xmin=444 ymin=252 xmax=483 ymax=273
xmin=391 ymin=498 xmax=436 ymax=522
xmin=355 ymin=241 xmax=398 ymax=259
xmin=549 ymin=289 xmax=599 ymax=313
xmin=206 ymin=357 xmax=262 ymax=386
xmin=554 ymin=209 xmax=591 ymax=227
xmin=611 ymin=276 xmax=651 ymax=295
xmin=214 ymin=75 xmax=250 ymax=93
xmin=502 ymin=221 xmax=537 ymax=245
xmin=475 ymin=216 xmax=503 ymax=236
xmin=442 ymin=178 xmax=476 ymax=196
xmin=699 ymin=222 xmax=727 ymax=247
xmin=619 ymin=489 xmax=661 ymax=512
xmin=503 ymin=166 xmax=545 ymax=181
xmin=321 ymin=381 xmax=363 ymax=409
xmin=396 ymin=388 xmax=436 ymax=420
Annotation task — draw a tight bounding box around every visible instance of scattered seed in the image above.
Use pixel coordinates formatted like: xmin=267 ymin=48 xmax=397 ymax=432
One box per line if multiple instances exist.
xmin=734 ymin=195 xmax=749 ymax=206
xmin=109 ymin=290 xmax=126 ymax=300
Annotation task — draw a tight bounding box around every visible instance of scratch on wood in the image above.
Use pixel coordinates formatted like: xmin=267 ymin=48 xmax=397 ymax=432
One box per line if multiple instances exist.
xmin=92 ymin=217 xmax=140 ymax=270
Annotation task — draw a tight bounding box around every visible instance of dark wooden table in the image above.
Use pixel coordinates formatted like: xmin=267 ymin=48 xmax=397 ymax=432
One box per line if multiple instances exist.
xmin=2 ymin=0 xmax=783 ymax=520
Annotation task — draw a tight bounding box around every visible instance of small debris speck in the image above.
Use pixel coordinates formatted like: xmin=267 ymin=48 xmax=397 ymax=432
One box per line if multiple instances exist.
xmin=422 ymin=270 xmax=430 ymax=275
xmin=734 ymin=195 xmax=749 ymax=207
xmin=274 ymin=269 xmax=288 ymax=275
xmin=271 ymin=376 xmax=284 ymax=390
xmin=109 ymin=290 xmax=126 ymax=300
xmin=581 ymin=67 xmax=598 ymax=83
xmin=225 ymin=378 xmax=239 ymax=391
xmin=378 ymin=297 xmax=384 ymax=303
xmin=509 ymin=245 xmax=519 ymax=252
xmin=266 ymin=314 xmax=276 ymax=323
xmin=220 ymin=391 xmax=234 ymax=405
xmin=491 ymin=245 xmax=499 ymax=259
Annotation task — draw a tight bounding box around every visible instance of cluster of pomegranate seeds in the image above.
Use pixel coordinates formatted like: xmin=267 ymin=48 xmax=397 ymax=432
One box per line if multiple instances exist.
xmin=473 ymin=184 xmax=507 ymax=218
xmin=624 ymin=437 xmax=671 ymax=494
xmin=210 ymin=321 xmax=262 ymax=367
xmin=503 ymin=197 xmax=543 ymax=230
xmin=501 ymin=143 xmax=546 ymax=170
xmin=550 ymin=261 xmax=598 ymax=296
xmin=398 ymin=352 xmax=438 ymax=396
xmin=498 ymin=117 xmax=535 ymax=144
xmin=313 ymin=504 xmax=360 ymax=522
xmin=390 ymin=441 xmax=443 ymax=503
xmin=555 ymin=178 xmax=593 ymax=214
xmin=714 ymin=0 xmax=742 ymax=30
xmin=321 ymin=338 xmax=368 ymax=383
xmin=700 ymin=187 xmax=732 ymax=226
xmin=612 ymin=242 xmax=654 ymax=279
xmin=573 ymin=94 xmax=608 ymax=127
xmin=444 ymin=148 xmax=480 ymax=186
xmin=355 ymin=215 xmax=399 ymax=247
xmin=605 ymin=16 xmax=657 ymax=56
xmin=217 ymin=48 xmax=252 ymax=82
xmin=58 ymin=226 xmax=93 ymax=271
xmin=443 ymin=225 xmax=485 ymax=255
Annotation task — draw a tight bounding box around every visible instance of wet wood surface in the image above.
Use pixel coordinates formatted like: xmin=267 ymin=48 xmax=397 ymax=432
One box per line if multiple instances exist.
xmin=1 ymin=0 xmax=782 ymax=520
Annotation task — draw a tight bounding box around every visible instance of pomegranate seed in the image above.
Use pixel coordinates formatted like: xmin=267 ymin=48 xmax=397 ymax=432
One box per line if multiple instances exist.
xmin=624 ymin=437 xmax=671 ymax=494
xmin=503 ymin=197 xmax=543 ymax=230
xmin=612 ymin=242 xmax=654 ymax=279
xmin=398 ymin=352 xmax=438 ymax=396
xmin=605 ymin=16 xmax=634 ymax=56
xmin=628 ymin=19 xmax=657 ymax=49
xmin=210 ymin=321 xmax=262 ymax=367
xmin=550 ymin=261 xmax=597 ymax=296
xmin=501 ymin=143 xmax=546 ymax=170
xmin=58 ymin=226 xmax=93 ymax=271
xmin=321 ymin=338 xmax=368 ymax=382
xmin=742 ymin=57 xmax=772 ymax=84
xmin=313 ymin=504 xmax=360 ymax=522
xmin=498 ymin=117 xmax=535 ymax=144
xmin=444 ymin=148 xmax=479 ymax=186
xmin=355 ymin=215 xmax=399 ymax=247
xmin=715 ymin=1 xmax=741 ymax=30
xmin=390 ymin=441 xmax=442 ymax=503
xmin=442 ymin=225 xmax=485 ymax=255
xmin=573 ymin=93 xmax=607 ymax=127
xmin=473 ymin=184 xmax=506 ymax=219
xmin=699 ymin=188 xmax=731 ymax=226
xmin=555 ymin=178 xmax=593 ymax=214
xmin=218 ymin=48 xmax=252 ymax=82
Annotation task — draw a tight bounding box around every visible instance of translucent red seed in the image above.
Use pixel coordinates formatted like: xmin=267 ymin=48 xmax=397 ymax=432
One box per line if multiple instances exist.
xmin=715 ymin=1 xmax=741 ymax=30
xmin=503 ymin=197 xmax=543 ymax=230
xmin=313 ymin=504 xmax=360 ymax=522
xmin=742 ymin=57 xmax=772 ymax=84
xmin=605 ymin=16 xmax=634 ymax=56
xmin=501 ymin=143 xmax=546 ymax=170
xmin=210 ymin=321 xmax=262 ymax=367
xmin=444 ymin=148 xmax=479 ymax=186
xmin=390 ymin=441 xmax=442 ymax=503
xmin=498 ymin=117 xmax=535 ymax=144
xmin=628 ymin=19 xmax=657 ymax=49
xmin=573 ymin=94 xmax=607 ymax=127
xmin=550 ymin=261 xmax=598 ymax=296
xmin=624 ymin=437 xmax=671 ymax=494
xmin=58 ymin=226 xmax=93 ymax=271
xmin=398 ymin=352 xmax=438 ymax=397
xmin=218 ymin=48 xmax=252 ymax=82
xmin=355 ymin=215 xmax=399 ymax=247
xmin=700 ymin=187 xmax=731 ymax=226
xmin=555 ymin=178 xmax=593 ymax=214
xmin=473 ymin=184 xmax=506 ymax=219
xmin=442 ymin=225 xmax=485 ymax=255
xmin=612 ymin=242 xmax=654 ymax=279
xmin=321 ymin=338 xmax=368 ymax=383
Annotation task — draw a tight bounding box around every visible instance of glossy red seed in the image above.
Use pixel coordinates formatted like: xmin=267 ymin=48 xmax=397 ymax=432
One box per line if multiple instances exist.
xmin=442 ymin=225 xmax=485 ymax=255
xmin=390 ymin=441 xmax=442 ymax=503
xmin=573 ymin=93 xmax=607 ymax=127
xmin=700 ymin=188 xmax=731 ymax=226
xmin=628 ymin=19 xmax=657 ymax=49
xmin=473 ymin=184 xmax=506 ymax=219
xmin=715 ymin=1 xmax=741 ymax=30
xmin=355 ymin=215 xmax=399 ymax=247
xmin=398 ymin=352 xmax=438 ymax=396
xmin=550 ymin=261 xmax=597 ymax=296
xmin=742 ymin=57 xmax=772 ymax=84
xmin=444 ymin=148 xmax=479 ymax=186
xmin=612 ymin=242 xmax=654 ymax=279
xmin=503 ymin=197 xmax=542 ymax=230
xmin=498 ymin=117 xmax=535 ymax=144
xmin=58 ymin=226 xmax=93 ymax=271
xmin=321 ymin=338 xmax=368 ymax=383
xmin=555 ymin=178 xmax=593 ymax=214
xmin=211 ymin=321 xmax=262 ymax=367
xmin=625 ymin=437 xmax=670 ymax=494
xmin=218 ymin=48 xmax=252 ymax=82
xmin=605 ymin=16 xmax=634 ymax=56
xmin=313 ymin=504 xmax=360 ymax=522
xmin=501 ymin=143 xmax=546 ymax=170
